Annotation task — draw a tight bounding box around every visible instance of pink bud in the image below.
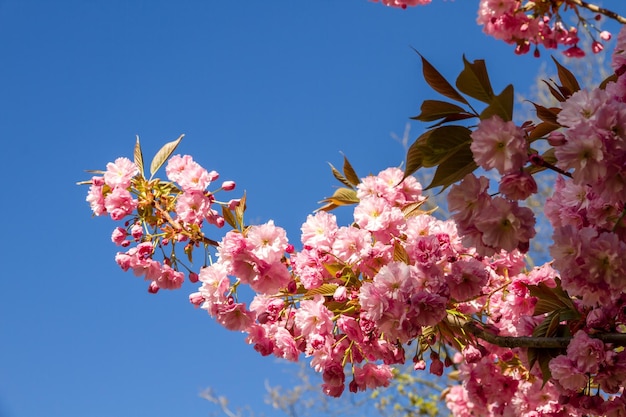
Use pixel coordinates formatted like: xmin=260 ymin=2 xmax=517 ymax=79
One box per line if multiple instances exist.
xmin=285 ymin=244 xmax=295 ymax=254
xmin=208 ymin=170 xmax=220 ymax=181
xmin=333 ymin=286 xmax=348 ymax=302
xmin=215 ymin=217 xmax=225 ymax=228
xmin=600 ymin=31 xmax=611 ymax=41
xmin=228 ymin=199 xmax=240 ymax=210
xmin=563 ymin=45 xmax=585 ymax=58
xmin=131 ymin=223 xmax=143 ymax=240
xmin=592 ymin=41 xmax=604 ymax=54
xmin=413 ymin=359 xmax=426 ymax=371
xmin=189 ymin=292 xmax=204 ymax=307
xmin=547 ymin=131 xmax=566 ymax=146
xmin=111 ymin=227 xmax=127 ymax=245
xmin=221 ymin=180 xmax=236 ymax=191
xmin=92 ymin=176 xmax=105 ymax=186
xmin=148 ymin=281 xmax=160 ymax=294
xmin=189 ymin=272 xmax=199 ymax=283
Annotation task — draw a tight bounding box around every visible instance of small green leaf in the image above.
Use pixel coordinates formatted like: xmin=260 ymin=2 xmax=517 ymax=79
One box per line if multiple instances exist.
xmin=134 ymin=135 xmax=145 ymax=178
xmin=599 ymin=73 xmax=618 ymax=90
xmin=149 ymin=134 xmax=184 ymax=178
xmin=479 ymin=84 xmax=514 ymax=121
xmin=235 ymin=192 xmax=247 ymax=228
xmin=342 ymin=156 xmax=360 ymax=187
xmin=305 ymin=283 xmax=339 ymax=298
xmin=319 ymin=188 xmax=360 ymax=208
xmin=552 ymin=57 xmax=580 ymax=97
xmin=414 ymin=50 xmax=468 ymax=105
xmin=532 ymin=103 xmax=560 ymax=125
xmin=542 ymin=79 xmax=566 ymax=102
xmin=413 ymin=100 xmax=469 ymax=122
xmin=528 ymin=122 xmax=560 ymax=141
xmin=393 ymin=241 xmax=410 ymax=264
xmin=456 ymin=56 xmax=494 ymax=104
xmin=222 ymin=206 xmax=237 ymax=229
xmin=425 ymin=146 xmax=477 ymax=191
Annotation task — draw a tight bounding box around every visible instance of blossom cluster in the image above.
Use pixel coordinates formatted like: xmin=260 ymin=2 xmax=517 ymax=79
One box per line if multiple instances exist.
xmin=82 ymin=19 xmax=626 ymax=417
xmin=375 ymin=0 xmax=613 ymax=57
xmin=86 ymin=151 xmax=238 ymax=292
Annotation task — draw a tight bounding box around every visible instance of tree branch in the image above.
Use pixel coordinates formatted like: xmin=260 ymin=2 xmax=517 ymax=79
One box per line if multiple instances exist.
xmin=463 ymin=321 xmax=626 ymax=348
xmin=567 ymin=0 xmax=626 ymax=24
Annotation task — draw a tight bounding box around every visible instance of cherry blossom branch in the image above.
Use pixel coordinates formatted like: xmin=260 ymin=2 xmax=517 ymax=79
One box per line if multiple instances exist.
xmin=463 ymin=321 xmax=626 ymax=348
xmin=567 ymin=0 xmax=626 ymax=24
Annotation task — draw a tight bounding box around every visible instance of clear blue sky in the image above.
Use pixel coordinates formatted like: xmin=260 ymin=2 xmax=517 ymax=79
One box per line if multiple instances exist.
xmin=1 ymin=1 xmax=625 ymax=417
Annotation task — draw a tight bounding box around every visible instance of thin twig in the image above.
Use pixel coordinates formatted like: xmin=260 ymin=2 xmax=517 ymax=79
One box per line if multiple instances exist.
xmin=567 ymin=0 xmax=626 ymax=24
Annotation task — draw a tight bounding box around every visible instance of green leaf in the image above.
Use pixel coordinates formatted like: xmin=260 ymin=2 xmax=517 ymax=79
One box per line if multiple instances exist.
xmin=393 ymin=241 xmax=410 ymax=264
xmin=528 ymin=122 xmax=560 ymax=141
xmin=479 ymin=84 xmax=514 ymax=121
xmin=149 ymin=134 xmax=184 ymax=178
xmin=329 ymin=163 xmax=353 ymax=189
xmin=413 ymin=100 xmax=469 ymax=122
xmin=403 ymin=130 xmax=429 ymax=180
xmin=456 ymin=56 xmax=494 ymax=104
xmin=319 ymin=188 xmax=360 ymax=208
xmin=552 ymin=57 xmax=580 ymax=97
xmin=542 ymin=79 xmax=566 ymax=102
xmin=235 ymin=192 xmax=247 ymax=228
xmin=415 ymin=50 xmax=468 ymax=105
xmin=222 ymin=206 xmax=237 ymax=229
xmin=420 ymin=126 xmax=472 ymax=168
xmin=342 ymin=156 xmax=360 ymax=187
xmin=532 ymin=103 xmax=560 ymax=125
xmin=134 ymin=135 xmax=145 ymax=178
xmin=425 ymin=146 xmax=477 ymax=190
xmin=305 ymin=283 xmax=339 ymax=298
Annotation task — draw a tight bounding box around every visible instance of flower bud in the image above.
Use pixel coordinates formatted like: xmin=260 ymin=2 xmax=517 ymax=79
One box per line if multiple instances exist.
xmin=189 ymin=292 xmax=204 ymax=307
xmin=221 ymin=180 xmax=236 ymax=191
xmin=148 ymin=281 xmax=160 ymax=294
xmin=188 ymin=272 xmax=199 ymax=283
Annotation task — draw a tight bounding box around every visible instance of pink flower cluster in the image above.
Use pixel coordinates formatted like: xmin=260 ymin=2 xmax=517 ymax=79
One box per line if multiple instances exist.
xmin=85 ymin=153 xmax=237 ymax=292
xmin=372 ymin=0 xmax=613 ymax=57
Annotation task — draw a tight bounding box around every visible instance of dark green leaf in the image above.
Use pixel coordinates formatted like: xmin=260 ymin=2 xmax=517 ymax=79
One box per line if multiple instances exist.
xmin=403 ymin=130 xmax=430 ymax=180
xmin=305 ymin=283 xmax=339 ymax=298
xmin=222 ymin=206 xmax=237 ymax=229
xmin=425 ymin=146 xmax=477 ymax=190
xmin=479 ymin=84 xmax=514 ymax=121
xmin=149 ymin=134 xmax=184 ymax=178
xmin=532 ymin=103 xmax=560 ymax=125
xmin=456 ymin=56 xmax=494 ymax=104
xmin=528 ymin=122 xmax=561 ymax=141
xmin=542 ymin=79 xmax=566 ymax=102
xmin=415 ymin=50 xmax=469 ymax=105
xmin=413 ymin=100 xmax=469 ymax=122
xmin=552 ymin=57 xmax=580 ymax=97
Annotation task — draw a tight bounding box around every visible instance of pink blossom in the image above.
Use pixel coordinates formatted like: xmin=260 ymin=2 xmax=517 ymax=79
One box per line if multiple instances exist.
xmin=447 ymin=258 xmax=489 ymax=301
xmin=498 ymin=171 xmax=537 ymax=200
xmin=175 ymin=191 xmax=212 ymax=225
xmin=294 ymin=295 xmax=334 ymax=337
xmin=470 ymin=115 xmax=528 ymax=174
xmin=549 ymin=355 xmax=587 ymax=391
xmin=103 ymin=157 xmax=138 ymax=189
xmin=86 ymin=177 xmax=107 ymax=216
xmin=165 ymin=154 xmax=212 ymax=192
xmin=216 ymin=302 xmax=255 ymax=332
xmin=154 ymin=264 xmax=185 ymax=290
xmin=246 ymin=220 xmax=288 ymax=264
xmin=300 ymin=211 xmax=338 ymax=252
xmin=111 ymin=227 xmax=127 ymax=245
xmin=475 ymin=197 xmax=536 ymax=253
xmin=352 ymin=363 xmax=393 ymax=391
xmin=104 ymin=187 xmax=137 ymax=220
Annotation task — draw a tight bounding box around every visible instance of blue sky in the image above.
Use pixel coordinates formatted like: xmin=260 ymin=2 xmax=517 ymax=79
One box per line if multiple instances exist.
xmin=1 ymin=1 xmax=625 ymax=417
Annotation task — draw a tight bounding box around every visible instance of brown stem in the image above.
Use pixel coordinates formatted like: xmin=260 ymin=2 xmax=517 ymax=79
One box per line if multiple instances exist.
xmin=463 ymin=321 xmax=626 ymax=348
xmin=567 ymin=0 xmax=626 ymax=24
